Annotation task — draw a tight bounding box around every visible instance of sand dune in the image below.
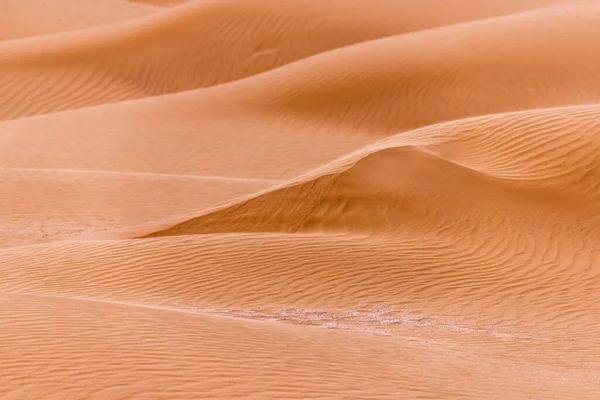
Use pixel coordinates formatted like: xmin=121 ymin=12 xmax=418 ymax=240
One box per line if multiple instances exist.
xmin=2 ymin=1 xmax=600 ymax=179
xmin=4 ymin=106 xmax=595 ymax=337
xmin=232 ymin=1 xmax=600 ymax=134
xmin=140 ymin=105 xmax=600 ymax=237
xmin=0 ymin=0 xmax=582 ymax=121
xmin=3 ymin=0 xmax=600 ymax=398
xmin=136 ymin=120 xmax=588 ymax=237
xmin=0 ymin=88 xmax=375 ymax=179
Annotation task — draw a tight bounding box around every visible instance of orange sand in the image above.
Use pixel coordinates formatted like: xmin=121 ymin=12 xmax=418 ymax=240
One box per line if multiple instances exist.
xmin=1 ymin=0 xmax=600 ymax=398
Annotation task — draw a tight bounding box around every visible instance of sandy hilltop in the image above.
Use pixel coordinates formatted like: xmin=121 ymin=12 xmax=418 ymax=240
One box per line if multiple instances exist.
xmin=2 ymin=0 xmax=600 ymax=398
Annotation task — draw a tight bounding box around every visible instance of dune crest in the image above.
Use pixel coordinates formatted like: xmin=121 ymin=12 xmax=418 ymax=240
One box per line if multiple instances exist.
xmin=3 ymin=0 xmax=600 ymax=398
xmin=0 ymin=0 xmax=583 ymax=121
xmin=138 ymin=105 xmax=600 ymax=238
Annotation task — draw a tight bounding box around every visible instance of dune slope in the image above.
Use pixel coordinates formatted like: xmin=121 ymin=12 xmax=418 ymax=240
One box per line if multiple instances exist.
xmin=3 ymin=0 xmax=600 ymax=398
xmin=2 ymin=106 xmax=600 ymax=338
xmin=0 ymin=0 xmax=582 ymax=121
xmin=141 ymin=105 xmax=600 ymax=237
xmin=0 ymin=168 xmax=273 ymax=248
xmin=3 ymin=292 xmax=597 ymax=399
xmin=232 ymin=1 xmax=600 ymax=134
xmin=2 ymin=2 xmax=600 ymax=182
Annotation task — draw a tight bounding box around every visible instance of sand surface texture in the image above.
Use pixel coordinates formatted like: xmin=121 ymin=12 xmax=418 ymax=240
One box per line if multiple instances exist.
xmin=1 ymin=0 xmax=600 ymax=399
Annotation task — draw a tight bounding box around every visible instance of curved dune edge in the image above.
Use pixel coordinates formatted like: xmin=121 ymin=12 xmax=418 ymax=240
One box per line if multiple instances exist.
xmin=0 ymin=0 xmax=583 ymax=121
xmin=6 ymin=5 xmax=600 ymax=181
xmin=125 ymin=105 xmax=600 ymax=239
xmin=17 ymin=103 xmax=598 ymax=243
xmin=0 ymin=106 xmax=592 ymax=345
xmin=226 ymin=1 xmax=600 ymax=135
xmin=3 ymin=0 xmax=600 ymax=398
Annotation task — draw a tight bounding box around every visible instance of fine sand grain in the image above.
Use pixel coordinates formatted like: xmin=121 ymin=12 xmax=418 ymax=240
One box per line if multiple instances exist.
xmin=2 ymin=0 xmax=600 ymax=398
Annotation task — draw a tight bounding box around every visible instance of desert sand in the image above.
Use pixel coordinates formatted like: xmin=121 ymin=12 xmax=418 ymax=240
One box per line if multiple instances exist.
xmin=1 ymin=0 xmax=600 ymax=398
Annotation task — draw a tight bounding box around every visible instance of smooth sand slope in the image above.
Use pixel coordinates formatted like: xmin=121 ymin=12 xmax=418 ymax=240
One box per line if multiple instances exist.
xmin=1 ymin=1 xmax=599 ymax=164
xmin=5 ymin=106 xmax=597 ymax=334
xmin=0 ymin=168 xmax=273 ymax=248
xmin=2 ymin=0 xmax=600 ymax=398
xmin=0 ymin=0 xmax=158 ymax=41
xmin=3 ymin=2 xmax=600 ymax=174
xmin=3 ymin=293 xmax=597 ymax=400
xmin=142 ymin=105 xmax=600 ymax=238
xmin=1 ymin=1 xmax=600 ymax=246
xmin=0 ymin=0 xmax=582 ymax=121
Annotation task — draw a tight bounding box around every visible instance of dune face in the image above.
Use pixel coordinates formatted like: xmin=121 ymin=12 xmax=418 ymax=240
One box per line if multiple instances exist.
xmin=0 ymin=0 xmax=584 ymax=121
xmin=3 ymin=1 xmax=600 ymax=399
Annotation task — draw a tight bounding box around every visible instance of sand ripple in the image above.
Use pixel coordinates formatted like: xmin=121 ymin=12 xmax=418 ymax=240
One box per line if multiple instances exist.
xmin=2 ymin=0 xmax=600 ymax=398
